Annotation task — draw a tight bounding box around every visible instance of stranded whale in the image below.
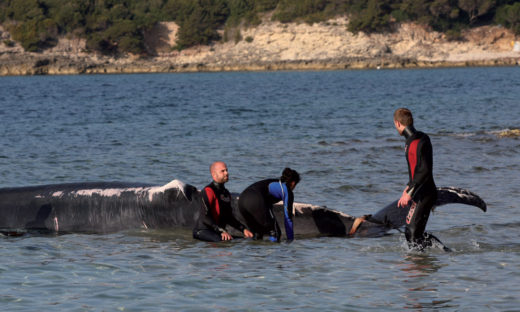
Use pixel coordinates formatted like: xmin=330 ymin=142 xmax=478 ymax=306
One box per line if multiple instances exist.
xmin=0 ymin=180 xmax=486 ymax=237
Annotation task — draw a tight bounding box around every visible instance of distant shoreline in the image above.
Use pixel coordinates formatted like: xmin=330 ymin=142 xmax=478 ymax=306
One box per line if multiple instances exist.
xmin=1 ymin=55 xmax=519 ymax=76
xmin=1 ymin=19 xmax=519 ymax=76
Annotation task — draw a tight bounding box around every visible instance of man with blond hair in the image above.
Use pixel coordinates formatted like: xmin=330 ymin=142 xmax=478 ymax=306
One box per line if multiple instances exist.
xmin=394 ymin=108 xmax=437 ymax=250
xmin=193 ymin=161 xmax=253 ymax=242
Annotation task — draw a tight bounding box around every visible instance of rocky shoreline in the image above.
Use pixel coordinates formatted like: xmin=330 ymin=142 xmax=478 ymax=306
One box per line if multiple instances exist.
xmin=2 ymin=55 xmax=519 ymax=76
xmin=1 ymin=18 xmax=519 ymax=76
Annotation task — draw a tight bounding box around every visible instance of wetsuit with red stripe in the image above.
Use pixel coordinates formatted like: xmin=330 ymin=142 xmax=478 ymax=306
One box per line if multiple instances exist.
xmin=193 ymin=181 xmax=246 ymax=242
xmin=403 ymin=125 xmax=437 ymax=249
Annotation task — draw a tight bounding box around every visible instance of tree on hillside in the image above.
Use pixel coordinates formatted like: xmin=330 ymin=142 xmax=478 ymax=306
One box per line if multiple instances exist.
xmin=227 ymin=0 xmax=255 ymax=25
xmin=348 ymin=0 xmax=392 ymax=33
xmin=273 ymin=0 xmax=331 ymax=23
xmin=495 ymin=2 xmax=520 ymax=34
xmin=427 ymin=0 xmax=462 ymax=32
xmin=175 ymin=0 xmax=230 ymax=49
xmin=2 ymin=0 xmax=61 ymax=51
xmin=458 ymin=0 xmax=495 ymax=24
xmin=398 ymin=0 xmax=432 ymax=22
xmin=254 ymin=0 xmax=279 ymax=12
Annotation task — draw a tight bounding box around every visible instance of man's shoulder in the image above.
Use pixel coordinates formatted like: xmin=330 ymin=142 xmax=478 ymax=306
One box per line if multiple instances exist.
xmin=247 ymin=178 xmax=277 ymax=189
xmin=406 ymin=130 xmax=432 ymax=147
xmin=202 ymin=185 xmax=215 ymax=196
xmin=419 ymin=131 xmax=433 ymax=142
xmin=414 ymin=131 xmax=434 ymax=152
xmin=205 ymin=182 xmax=231 ymax=194
xmin=414 ymin=130 xmax=431 ymax=140
xmin=203 ymin=183 xmax=221 ymax=195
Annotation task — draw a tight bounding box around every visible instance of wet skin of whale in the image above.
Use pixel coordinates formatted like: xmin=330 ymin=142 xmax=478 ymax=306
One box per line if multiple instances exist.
xmin=0 ymin=180 xmax=486 ymax=237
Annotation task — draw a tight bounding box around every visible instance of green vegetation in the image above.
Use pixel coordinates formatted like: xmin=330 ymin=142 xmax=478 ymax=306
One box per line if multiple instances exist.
xmin=495 ymin=2 xmax=520 ymax=34
xmin=0 ymin=0 xmax=518 ymax=54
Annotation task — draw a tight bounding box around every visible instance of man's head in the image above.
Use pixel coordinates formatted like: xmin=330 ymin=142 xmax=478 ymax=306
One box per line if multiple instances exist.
xmin=394 ymin=108 xmax=413 ymax=135
xmin=210 ymin=161 xmax=229 ymax=184
xmin=280 ymin=167 xmax=300 ymax=191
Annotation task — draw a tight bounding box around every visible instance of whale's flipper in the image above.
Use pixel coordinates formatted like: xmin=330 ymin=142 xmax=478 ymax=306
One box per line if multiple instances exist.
xmin=368 ymin=187 xmax=487 ymax=229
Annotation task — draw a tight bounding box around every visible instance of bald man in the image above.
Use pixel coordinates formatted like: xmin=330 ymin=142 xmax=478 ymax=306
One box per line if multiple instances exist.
xmin=193 ymin=161 xmax=253 ymax=242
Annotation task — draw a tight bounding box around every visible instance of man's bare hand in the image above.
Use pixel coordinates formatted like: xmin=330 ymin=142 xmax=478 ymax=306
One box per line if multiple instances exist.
xmin=221 ymin=232 xmax=233 ymax=241
xmin=398 ymin=189 xmax=412 ymax=208
xmin=243 ymin=229 xmax=253 ymax=238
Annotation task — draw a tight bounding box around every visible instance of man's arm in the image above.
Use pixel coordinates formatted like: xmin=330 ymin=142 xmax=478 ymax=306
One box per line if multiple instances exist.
xmin=268 ymin=182 xmax=294 ymax=241
xmin=226 ymin=213 xmax=253 ymax=238
xmin=283 ymin=188 xmax=294 ymax=240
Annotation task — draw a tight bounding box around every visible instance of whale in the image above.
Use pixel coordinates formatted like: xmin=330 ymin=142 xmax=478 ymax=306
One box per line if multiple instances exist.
xmin=0 ymin=180 xmax=486 ymax=238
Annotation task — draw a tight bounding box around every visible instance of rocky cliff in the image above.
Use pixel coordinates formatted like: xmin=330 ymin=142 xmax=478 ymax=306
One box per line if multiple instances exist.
xmin=1 ymin=17 xmax=519 ymax=76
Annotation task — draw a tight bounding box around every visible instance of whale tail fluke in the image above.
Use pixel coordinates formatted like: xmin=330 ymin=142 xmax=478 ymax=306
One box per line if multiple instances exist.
xmin=435 ymin=187 xmax=487 ymax=212
xmin=368 ymin=187 xmax=487 ymax=229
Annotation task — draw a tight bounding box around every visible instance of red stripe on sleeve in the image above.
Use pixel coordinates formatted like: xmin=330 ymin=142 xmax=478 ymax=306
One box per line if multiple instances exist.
xmin=408 ymin=139 xmax=420 ymax=179
xmin=204 ymin=187 xmax=220 ymax=223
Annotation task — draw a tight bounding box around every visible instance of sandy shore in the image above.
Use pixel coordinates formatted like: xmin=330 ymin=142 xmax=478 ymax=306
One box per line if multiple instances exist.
xmin=1 ymin=17 xmax=519 ymax=76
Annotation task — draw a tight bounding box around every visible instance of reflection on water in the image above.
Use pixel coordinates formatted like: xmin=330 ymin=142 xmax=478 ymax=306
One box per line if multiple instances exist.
xmin=398 ymin=254 xmax=448 ymax=310
xmin=400 ymin=254 xmax=442 ymax=279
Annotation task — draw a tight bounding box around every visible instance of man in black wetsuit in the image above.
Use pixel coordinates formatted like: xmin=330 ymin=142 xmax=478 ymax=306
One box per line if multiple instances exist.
xmin=193 ymin=161 xmax=253 ymax=242
xmin=394 ymin=108 xmax=437 ymax=250
xmin=238 ymin=168 xmax=300 ymax=242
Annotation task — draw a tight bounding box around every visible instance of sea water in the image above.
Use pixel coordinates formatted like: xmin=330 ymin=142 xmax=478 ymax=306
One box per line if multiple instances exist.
xmin=0 ymin=67 xmax=519 ymax=311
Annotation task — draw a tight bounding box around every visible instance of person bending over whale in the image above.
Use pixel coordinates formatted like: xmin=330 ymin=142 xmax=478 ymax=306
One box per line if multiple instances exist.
xmin=394 ymin=108 xmax=437 ymax=251
xmin=238 ymin=168 xmax=300 ymax=242
xmin=193 ymin=161 xmax=253 ymax=242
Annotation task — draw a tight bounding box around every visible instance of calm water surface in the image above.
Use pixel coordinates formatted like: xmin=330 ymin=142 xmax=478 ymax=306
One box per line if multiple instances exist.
xmin=1 ymin=67 xmax=519 ymax=311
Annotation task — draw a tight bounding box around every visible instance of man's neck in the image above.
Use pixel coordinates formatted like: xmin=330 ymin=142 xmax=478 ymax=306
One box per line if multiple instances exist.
xmin=212 ymin=181 xmax=225 ymax=189
xmin=403 ymin=125 xmax=416 ymax=139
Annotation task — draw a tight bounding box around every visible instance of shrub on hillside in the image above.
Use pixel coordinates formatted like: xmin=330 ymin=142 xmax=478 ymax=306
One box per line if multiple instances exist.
xmin=347 ymin=0 xmax=392 ymax=33
xmin=496 ymin=2 xmax=520 ymax=35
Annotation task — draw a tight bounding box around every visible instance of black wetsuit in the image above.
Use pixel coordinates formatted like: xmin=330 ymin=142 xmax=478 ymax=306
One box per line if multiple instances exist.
xmin=193 ymin=181 xmax=246 ymax=242
xmin=403 ymin=125 xmax=437 ymax=250
xmin=238 ymin=179 xmax=294 ymax=242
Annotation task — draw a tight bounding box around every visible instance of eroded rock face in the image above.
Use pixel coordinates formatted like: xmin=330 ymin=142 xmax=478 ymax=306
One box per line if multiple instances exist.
xmin=1 ymin=18 xmax=519 ymax=76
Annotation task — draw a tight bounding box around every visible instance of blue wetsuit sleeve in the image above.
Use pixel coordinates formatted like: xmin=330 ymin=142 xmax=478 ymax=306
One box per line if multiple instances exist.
xmin=284 ymin=187 xmax=294 ymax=241
xmin=268 ymin=182 xmax=294 ymax=241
